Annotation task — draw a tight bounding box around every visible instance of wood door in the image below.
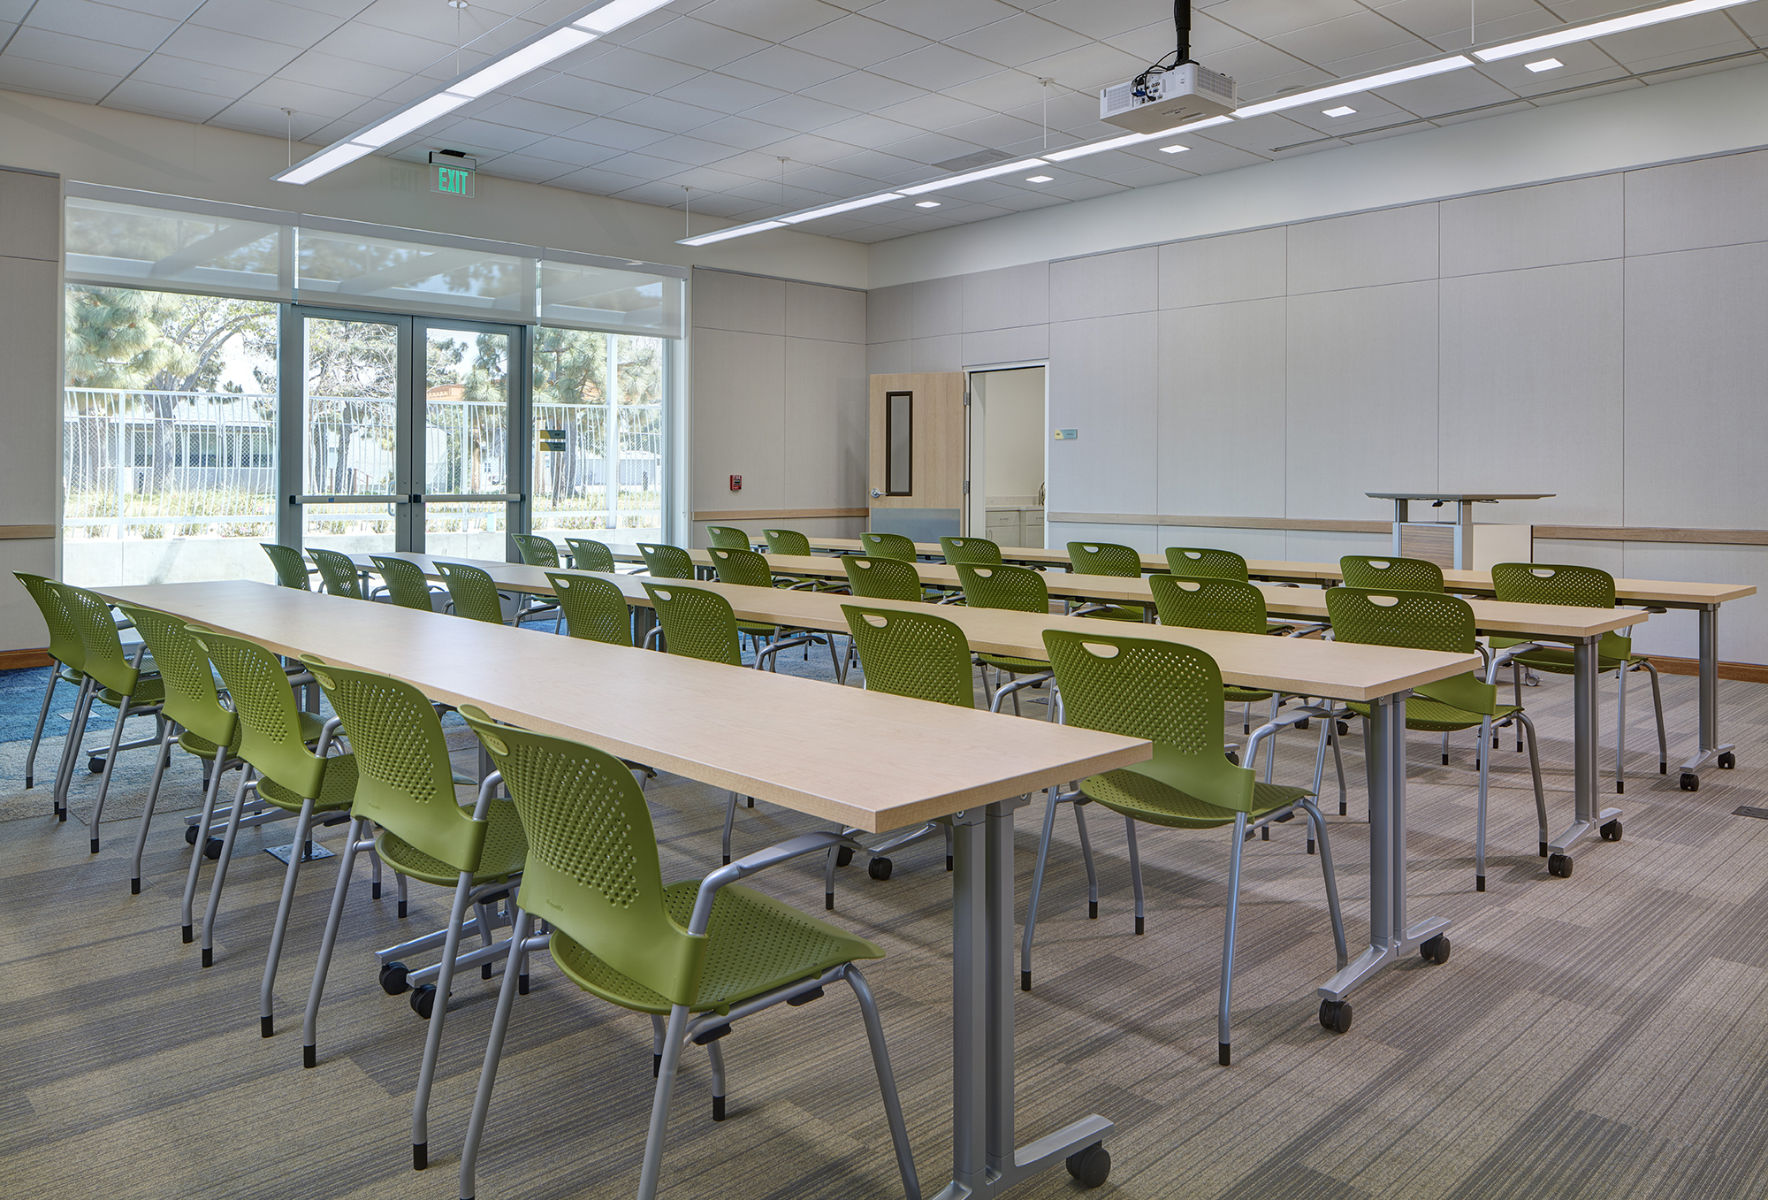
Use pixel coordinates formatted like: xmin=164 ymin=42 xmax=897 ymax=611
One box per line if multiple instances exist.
xmin=868 ymin=372 xmax=965 ymax=539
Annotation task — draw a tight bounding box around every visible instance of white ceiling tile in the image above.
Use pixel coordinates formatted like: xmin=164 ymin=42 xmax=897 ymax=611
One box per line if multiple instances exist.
xmin=873 ymin=91 xmax=998 ymax=129
xmin=1377 ymin=65 xmax=1518 ymax=116
xmin=607 ymin=92 xmax=725 ymax=134
xmin=688 ymin=0 xmax=843 ymax=42
xmin=208 ymin=99 xmax=331 ymax=139
xmin=719 ymin=43 xmax=849 ymax=90
xmin=1131 ymin=133 xmax=1267 ymax=172
xmin=23 ymin=0 xmax=178 ymax=50
xmin=1369 ymin=0 xmax=1554 ymax=46
xmin=1596 ymin=14 xmax=1755 ymax=71
xmin=1281 ymin=91 xmax=1412 ymax=136
xmin=516 ymin=71 xmax=647 ymax=115
xmin=158 ymin=22 xmax=303 ymax=73
xmin=476 ymin=95 xmax=602 ymax=135
xmin=275 ymin=50 xmax=413 ymax=98
xmin=1528 ymin=75 xmax=1644 ymax=106
xmin=478 ymin=152 xmax=580 ymax=183
xmin=1034 ymin=0 xmax=1183 ymax=41
xmin=86 ymin=0 xmax=203 ymax=17
xmin=104 ymin=77 xmax=232 ymax=120
xmin=1642 ymin=53 xmax=1766 ymax=83
xmin=1200 ymin=111 xmax=1316 ymax=155
xmin=565 ymin=117 xmax=672 ymax=151
xmin=238 ymin=76 xmax=372 ymax=120
xmin=1017 ymin=40 xmax=1148 ymax=91
xmin=692 ymin=114 xmax=798 ymax=150
xmin=4 ymin=27 xmax=150 ymax=73
xmin=656 ymin=71 xmax=788 ymax=112
xmin=941 ymin=67 xmax=1046 ymax=112
xmin=943 ymin=111 xmax=1046 ymax=151
xmin=627 ymin=16 xmax=771 ymax=70
xmin=815 ymin=112 xmax=923 ymax=148
xmin=860 ymin=0 xmax=1022 ymax=42
xmin=187 ymin=0 xmax=349 ymax=48
xmin=741 ymin=91 xmax=859 ymax=131
xmin=870 ymin=42 xmax=1002 ymax=89
xmin=947 ymin=12 xmax=1090 ymax=65
xmin=127 ymin=52 xmax=269 ymax=99
xmin=559 ymin=47 xmax=705 ymax=93
xmin=429 ymin=115 xmax=549 ymax=154
xmin=639 ymin=132 xmax=737 ymax=166
xmin=799 ymin=69 xmax=922 ymax=109
xmin=823 ymin=146 xmax=938 ymax=184
xmin=880 ymin=129 xmax=993 ymax=166
xmin=0 ymin=55 xmax=124 ymax=101
xmin=1267 ymin=10 xmax=1434 ymax=66
xmin=1063 ymin=153 xmax=1194 ymax=187
xmin=1206 ymin=38 xmax=1334 ymax=96
xmin=761 ymin=130 xmax=865 ymax=164
xmin=549 ymin=164 xmax=648 ymax=193
xmin=1206 ymin=0 xmax=1367 ymax=41
xmin=782 ymin=14 xmax=928 ymax=68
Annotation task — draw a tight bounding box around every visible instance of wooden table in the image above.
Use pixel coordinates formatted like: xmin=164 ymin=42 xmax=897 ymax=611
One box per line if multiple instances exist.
xmin=98 ymin=580 xmax=1147 ymax=1200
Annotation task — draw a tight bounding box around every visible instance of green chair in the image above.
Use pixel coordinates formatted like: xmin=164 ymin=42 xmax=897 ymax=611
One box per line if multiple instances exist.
xmin=435 ymin=561 xmax=511 ymax=625
xmin=1490 ymin=562 xmax=1666 ymax=794
xmin=309 ymin=546 xmax=366 ymax=600
xmin=638 ymin=542 xmax=696 ymax=580
xmin=546 ymin=572 xmax=632 ymax=646
xmin=708 ymin=547 xmax=841 ymax=677
xmin=48 ymin=582 xmax=167 ymax=852
xmin=511 ymin=533 xmax=561 ymax=568
xmin=183 ymin=627 xmax=357 ymax=998
xmin=298 ymin=657 xmax=527 ymax=1172
xmin=15 ymin=572 xmax=88 ymax=793
xmin=940 ymin=535 xmax=1002 ymax=565
xmin=504 ymin=541 xmax=564 ymax=628
xmin=453 ymin=706 xmax=918 ymax=1200
xmin=1166 ymin=546 xmax=1248 ymax=581
xmin=1340 ymin=555 xmax=1445 ymax=593
xmin=565 ymin=537 xmax=619 ymax=573
xmin=1066 ymin=540 xmax=1147 ymax=621
xmin=705 ymin=525 xmax=750 ymax=550
xmin=370 ymin=555 xmax=445 ymax=611
xmin=1027 ymin=628 xmax=1347 ymax=1066
xmin=860 ymin=531 xmax=917 ymax=561
xmin=762 ymin=528 xmax=812 ymax=555
xmin=261 ymin=542 xmax=312 ymax=590
xmin=953 ymin=563 xmax=1058 ymax=717
xmin=1326 ymin=587 xmax=1549 ymax=891
xmin=842 ymin=555 xmax=924 ymax=603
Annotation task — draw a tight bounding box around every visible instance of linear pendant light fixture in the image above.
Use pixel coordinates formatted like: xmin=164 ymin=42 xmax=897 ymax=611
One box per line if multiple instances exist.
xmin=1476 ymin=0 xmax=1756 ymax=60
xmin=274 ymin=0 xmax=673 ymax=184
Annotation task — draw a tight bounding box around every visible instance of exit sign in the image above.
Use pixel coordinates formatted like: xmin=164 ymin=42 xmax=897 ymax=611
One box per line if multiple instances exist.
xmin=432 ymin=164 xmax=475 ymax=197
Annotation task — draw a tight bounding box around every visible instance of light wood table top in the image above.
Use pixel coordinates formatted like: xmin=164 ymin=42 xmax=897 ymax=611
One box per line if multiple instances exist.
xmin=98 ymin=581 xmax=1148 ymax=836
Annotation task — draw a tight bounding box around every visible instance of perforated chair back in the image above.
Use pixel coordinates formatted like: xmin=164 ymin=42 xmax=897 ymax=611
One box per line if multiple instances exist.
xmin=707 ymin=546 xmax=774 ymax=589
xmin=763 ymin=529 xmax=812 ymax=556
xmin=512 ymin=534 xmax=561 ymax=568
xmin=192 ymin=627 xmax=327 ymax=799
xmin=303 ymin=656 xmax=491 ymax=873
xmin=940 ymin=536 xmax=1002 ymax=566
xmin=1150 ymin=574 xmax=1269 ymax=635
xmin=308 ymin=546 xmax=365 ymax=600
xmin=547 ymin=573 xmax=632 ymax=646
xmin=460 ymin=706 xmax=708 ymax=1007
xmin=565 ymin=538 xmax=617 ymax=573
xmin=842 ymin=606 xmax=974 ymax=708
xmin=860 ymin=532 xmax=918 ymax=562
xmin=955 ymin=563 xmax=1048 ymax=614
xmin=15 ymin=573 xmax=84 ymax=671
xmin=1324 ymin=588 xmax=1478 ymax=655
xmin=50 ymin=583 xmax=140 ymax=696
xmin=842 ymin=555 xmax=924 ymax=603
xmin=116 ymin=604 xmax=234 ymax=748
xmin=435 ymin=561 xmax=507 ymax=625
xmin=705 ymin=525 xmax=750 ymax=550
xmin=1165 ymin=547 xmax=1248 ymax=582
xmin=1068 ymin=541 xmax=1143 ymax=578
xmin=1490 ymin=562 xmax=1617 ymax=609
xmin=637 ymin=542 xmax=695 ymax=580
xmin=262 ymin=543 xmax=311 ymax=590
xmin=371 ymin=555 xmax=439 ymax=611
xmin=1340 ymin=555 xmax=1444 ymax=593
xmin=642 ymin=582 xmax=742 ymax=666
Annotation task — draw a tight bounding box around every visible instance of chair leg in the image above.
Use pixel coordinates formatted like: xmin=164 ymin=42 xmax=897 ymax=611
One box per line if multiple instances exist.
xmin=1475 ymin=717 xmax=1493 ymax=892
xmin=1512 ymin=663 xmax=1524 ymax=751
xmin=24 ymin=661 xmax=60 ymax=790
xmin=636 ymin=1005 xmax=692 ymax=1200
xmin=705 ymin=1037 xmax=728 ymax=1121
xmin=413 ymin=869 xmax=478 ymax=1170
xmin=1615 ymin=662 xmax=1627 ymax=795
xmin=1263 ymin=695 xmax=1280 ymax=785
xmin=459 ymin=908 xmax=535 ymax=1200
xmin=1308 ymin=719 xmax=1330 ymax=854
xmin=845 ymin=964 xmax=922 ymax=1200
xmin=1441 ymin=730 xmax=1450 ymax=766
xmin=130 ymin=724 xmax=179 ymax=893
xmin=181 ymin=758 xmax=231 ymax=943
xmin=259 ymin=798 xmax=316 ymax=1037
xmin=721 ymin=792 xmax=739 ymax=866
xmin=199 ymin=769 xmax=256 ymax=968
xmin=1073 ymin=801 xmax=1098 ymax=918
xmin=1241 ymin=700 xmax=1251 ymax=735
xmin=87 ymin=694 xmax=137 ymax=852
xmin=1218 ymin=812 xmax=1249 ymax=1067
xmin=1300 ymin=799 xmax=1348 ymax=970
xmin=1643 ymin=659 xmax=1667 ymax=775
xmin=1519 ymin=712 xmax=1548 ymax=856
xmin=1125 ymin=816 xmax=1146 ymax=936
xmin=53 ymin=675 xmax=94 ymax=818
xmin=1020 ymin=787 xmax=1063 ymax=992
xmin=302 ymin=816 xmax=368 ymax=1067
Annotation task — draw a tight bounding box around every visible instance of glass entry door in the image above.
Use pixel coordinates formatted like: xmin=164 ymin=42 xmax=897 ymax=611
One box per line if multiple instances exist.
xmin=417 ymin=321 xmax=518 ymax=558
xmin=294 ymin=312 xmax=407 ymax=555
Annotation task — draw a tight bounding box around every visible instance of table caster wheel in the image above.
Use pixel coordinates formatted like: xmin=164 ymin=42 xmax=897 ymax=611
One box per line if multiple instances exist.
xmin=410 ymin=984 xmax=437 ymax=1019
xmin=834 ymin=845 xmax=854 ymax=868
xmin=1600 ymin=819 xmax=1622 ymax=842
xmin=204 ymin=837 xmax=223 ymax=860
xmin=1548 ymin=853 xmax=1573 ymax=878
xmin=1319 ymin=999 xmax=1352 ymax=1034
xmin=867 ymin=856 xmax=893 ymax=881
xmin=379 ymin=961 xmax=410 ymax=995
xmin=1680 ymin=772 xmax=1700 ymax=792
xmin=1420 ymin=934 xmax=1450 ymax=965
xmin=1719 ymin=752 xmax=1736 ymax=770
xmin=1065 ymin=1142 xmax=1110 ymax=1188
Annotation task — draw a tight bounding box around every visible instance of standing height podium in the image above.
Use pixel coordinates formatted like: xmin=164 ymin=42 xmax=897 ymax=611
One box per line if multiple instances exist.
xmin=1367 ymin=493 xmax=1552 ymax=570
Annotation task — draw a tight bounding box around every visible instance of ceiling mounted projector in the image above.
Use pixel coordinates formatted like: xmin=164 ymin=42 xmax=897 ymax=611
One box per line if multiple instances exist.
xmin=1100 ymin=2 xmax=1236 ymax=132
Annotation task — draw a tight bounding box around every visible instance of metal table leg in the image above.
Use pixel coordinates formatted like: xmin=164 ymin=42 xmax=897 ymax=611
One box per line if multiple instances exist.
xmin=1547 ymin=635 xmax=1621 ymax=870
xmin=934 ymin=801 xmax=1114 ymax=1200
xmin=1676 ymin=604 xmax=1736 ymax=791
xmin=1317 ymin=692 xmax=1448 ymax=1018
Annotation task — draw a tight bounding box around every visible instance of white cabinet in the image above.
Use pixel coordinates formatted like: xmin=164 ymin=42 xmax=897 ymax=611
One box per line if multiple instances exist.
xmin=984 ymin=505 xmax=1045 ymax=548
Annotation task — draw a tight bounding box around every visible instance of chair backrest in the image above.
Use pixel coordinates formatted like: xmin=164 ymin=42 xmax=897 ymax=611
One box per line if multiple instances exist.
xmin=705 ymin=525 xmax=750 ymax=550
xmin=435 ymin=561 xmax=507 ymax=625
xmin=1043 ymin=628 xmax=1254 ymax=812
xmin=15 ymin=573 xmax=84 ymax=670
xmin=261 ymin=543 xmax=311 ymax=590
xmin=1340 ymin=555 xmax=1444 ymax=593
xmin=115 ymin=604 xmax=235 ymax=747
xmin=190 ymin=627 xmax=328 ymax=798
xmin=940 ymin=536 xmax=1002 ymax=566
xmin=706 ymin=546 xmax=774 ymax=589
xmin=1068 ymin=541 xmax=1143 ymax=578
xmin=546 ymin=573 xmax=632 ymax=646
xmin=842 ymin=605 xmax=974 ymax=708
xmin=637 ymin=542 xmax=695 ymax=580
xmin=50 ymin=583 xmax=139 ymax=695
xmin=512 ymin=534 xmax=561 ymax=568
xmin=641 ymin=582 xmax=742 ymax=666
xmin=842 ymin=555 xmax=924 ymax=603
xmin=1324 ymin=587 xmax=1478 ymax=655
xmin=1490 ymin=562 xmax=1617 ymax=609
xmin=1149 ymin=574 xmax=1269 ymax=635
xmin=1164 ymin=546 xmax=1248 ymax=582
xmin=565 ymin=538 xmax=617 ymax=573
xmin=860 ymin=532 xmax=918 ymax=561
xmin=956 ymin=563 xmax=1048 ymax=614
xmin=308 ymin=546 xmax=365 ymax=600
xmin=763 ymin=528 xmax=811 ymax=556
xmin=371 ymin=555 xmax=438 ymax=611
xmin=303 ymin=656 xmax=490 ymax=872
xmin=460 ymin=705 xmax=706 ymax=1008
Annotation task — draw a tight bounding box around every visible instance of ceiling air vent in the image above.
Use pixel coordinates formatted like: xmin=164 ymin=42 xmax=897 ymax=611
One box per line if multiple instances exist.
xmin=932 ymin=148 xmax=1011 ymax=173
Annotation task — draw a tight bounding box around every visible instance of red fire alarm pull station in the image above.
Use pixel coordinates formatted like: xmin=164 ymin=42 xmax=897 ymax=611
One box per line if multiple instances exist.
xmin=729 ymin=475 xmax=742 ymax=492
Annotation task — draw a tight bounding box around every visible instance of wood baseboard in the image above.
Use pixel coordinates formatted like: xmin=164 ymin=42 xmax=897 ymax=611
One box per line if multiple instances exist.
xmin=1647 ymin=655 xmax=1768 ymax=684
xmin=692 ymin=508 xmax=867 ymax=522
xmin=0 ymin=648 xmax=52 ymax=670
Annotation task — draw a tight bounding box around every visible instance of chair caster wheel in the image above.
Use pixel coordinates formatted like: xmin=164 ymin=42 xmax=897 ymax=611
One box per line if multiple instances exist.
xmin=1420 ymin=934 xmax=1450 ymax=964
xmin=185 ymin=825 xmax=199 ymax=845
xmin=1319 ymin=999 xmax=1352 ymax=1034
xmin=835 ymin=845 xmax=854 ymax=868
xmin=89 ymin=756 xmax=105 ymax=774
xmin=204 ymin=837 xmax=223 ymax=860
xmin=1225 ymin=750 xmax=1239 ymax=766
xmin=380 ymin=961 xmax=410 ymax=995
xmin=1337 ymin=721 xmax=1349 ymax=736
xmin=1547 ymin=853 xmax=1573 ymax=878
xmin=1065 ymin=1142 xmax=1110 ymax=1188
xmin=867 ymin=856 xmax=892 ymax=881
xmin=1296 ymin=717 xmax=1309 ymax=731
xmin=1681 ymin=772 xmax=1700 ymax=792
xmin=411 ymin=984 xmax=438 ymax=1019
xmin=1600 ymin=819 xmax=1622 ymax=842
xmin=1719 ymin=752 xmax=1736 ymax=770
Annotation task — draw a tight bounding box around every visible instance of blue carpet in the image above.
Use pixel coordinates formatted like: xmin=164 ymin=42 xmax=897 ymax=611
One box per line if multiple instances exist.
xmin=0 ymin=665 xmax=115 ymax=743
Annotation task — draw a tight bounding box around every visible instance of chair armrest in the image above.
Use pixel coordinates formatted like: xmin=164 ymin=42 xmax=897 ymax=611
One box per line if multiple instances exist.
xmin=686 ymin=830 xmax=862 ymax=935
xmin=1486 ymin=642 xmax=1544 ymax=684
xmin=469 ymin=770 xmax=504 ymax=820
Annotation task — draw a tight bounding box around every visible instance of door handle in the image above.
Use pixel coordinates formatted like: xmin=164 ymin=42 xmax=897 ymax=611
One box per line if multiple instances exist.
xmin=870 ymin=488 xmax=883 ymax=499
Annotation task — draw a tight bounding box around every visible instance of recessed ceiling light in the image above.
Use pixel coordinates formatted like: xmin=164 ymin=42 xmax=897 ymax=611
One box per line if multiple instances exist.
xmin=1235 ymin=56 xmax=1471 ymax=118
xmin=1025 ymin=174 xmax=1054 ymax=183
xmin=1159 ymin=143 xmax=1190 ymax=154
xmin=915 ymin=200 xmax=941 ymax=208
xmin=1525 ymin=57 xmax=1564 ymax=72
xmin=1323 ymin=105 xmax=1357 ymax=117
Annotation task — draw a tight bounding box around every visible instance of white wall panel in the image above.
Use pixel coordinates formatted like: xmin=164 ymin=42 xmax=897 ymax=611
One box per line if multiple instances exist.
xmin=690 ymin=269 xmax=785 ymax=335
xmin=1048 ymin=312 xmax=1158 ymax=518
xmin=1158 ymin=226 xmax=1286 ymax=309
xmin=0 ymin=254 xmax=61 ymax=526
xmin=0 ymin=167 xmax=58 ymax=261
xmin=1286 ymin=203 xmax=1438 ymax=295
xmin=690 ymin=328 xmax=785 ymax=512
xmin=1622 ymin=543 xmax=1768 ymax=663
xmin=1157 ymin=524 xmax=1288 ymax=563
xmin=867 ymin=282 xmax=912 ymax=343
xmin=783 ymin=336 xmax=867 ymax=510
xmin=910 ymin=276 xmax=962 ymax=340
xmin=785 ymin=281 xmax=865 ymax=343
xmin=962 ymin=323 xmax=1048 ymax=368
xmin=867 ymin=339 xmax=910 ymax=375
xmin=1624 ymin=146 xmax=1768 ymax=257
xmin=909 ymin=334 xmax=962 ymax=372
xmin=1048 ymin=522 xmax=1158 ymax=555
xmin=960 ymin=261 xmax=1049 ymax=332
xmin=1284 ymin=529 xmax=1388 ymax=567
xmin=1048 ymin=246 xmax=1158 ymax=322
xmin=1439 ymin=175 xmax=1623 ymax=277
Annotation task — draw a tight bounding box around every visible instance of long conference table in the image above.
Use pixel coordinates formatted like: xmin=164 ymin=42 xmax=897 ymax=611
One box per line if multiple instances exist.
xmin=354 ymin=551 xmax=1486 ymax=1024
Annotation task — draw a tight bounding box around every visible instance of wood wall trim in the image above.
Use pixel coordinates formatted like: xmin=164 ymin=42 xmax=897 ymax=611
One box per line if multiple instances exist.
xmin=692 ymin=508 xmax=868 ymax=522
xmin=1648 ymin=655 xmax=1768 ymax=684
xmin=0 ymin=525 xmax=54 ymax=540
xmin=1048 ymin=513 xmax=1388 ymax=534
xmin=1050 ymin=513 xmax=1768 ymax=547
xmin=0 ymin=648 xmax=52 ymax=670
xmin=1536 ymin=525 xmax=1768 ymax=546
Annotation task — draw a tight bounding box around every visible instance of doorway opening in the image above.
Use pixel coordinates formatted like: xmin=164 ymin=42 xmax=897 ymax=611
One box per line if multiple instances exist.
xmin=966 ymin=365 xmax=1047 ymax=548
